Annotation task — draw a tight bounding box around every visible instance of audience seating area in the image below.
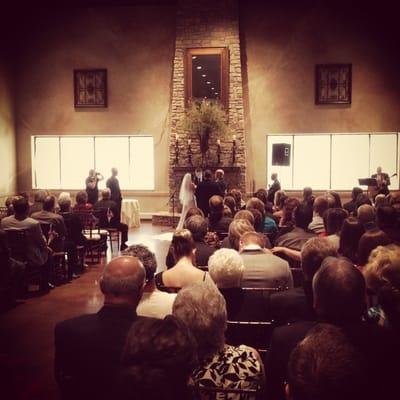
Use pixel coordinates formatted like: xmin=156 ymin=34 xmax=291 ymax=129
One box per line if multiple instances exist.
xmin=1 ymin=185 xmax=400 ymax=399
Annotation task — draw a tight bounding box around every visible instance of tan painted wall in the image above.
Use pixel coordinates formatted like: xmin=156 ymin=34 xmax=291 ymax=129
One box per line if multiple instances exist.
xmin=15 ymin=6 xmax=175 ymax=212
xmin=0 ymin=60 xmax=17 ymax=203
xmin=241 ymin=1 xmax=400 ymax=189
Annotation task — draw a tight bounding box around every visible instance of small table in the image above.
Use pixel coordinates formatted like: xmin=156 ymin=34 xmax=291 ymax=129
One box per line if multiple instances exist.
xmin=121 ymin=199 xmax=140 ymax=228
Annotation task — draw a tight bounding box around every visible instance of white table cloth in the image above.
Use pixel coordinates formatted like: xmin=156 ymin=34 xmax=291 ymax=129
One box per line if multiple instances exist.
xmin=121 ymin=199 xmax=140 ymax=228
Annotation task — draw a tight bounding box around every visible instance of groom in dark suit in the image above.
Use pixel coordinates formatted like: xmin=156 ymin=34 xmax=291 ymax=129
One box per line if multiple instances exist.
xmin=195 ymin=169 xmax=223 ymax=217
xmin=54 ymin=256 xmax=146 ymax=400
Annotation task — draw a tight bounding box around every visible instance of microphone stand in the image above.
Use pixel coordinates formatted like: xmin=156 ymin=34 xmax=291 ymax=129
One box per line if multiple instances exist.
xmin=163 ymin=189 xmax=178 ymax=230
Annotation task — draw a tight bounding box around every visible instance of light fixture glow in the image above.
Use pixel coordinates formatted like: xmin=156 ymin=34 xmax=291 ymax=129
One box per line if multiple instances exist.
xmin=202 ymin=74 xmax=206 ymax=77
xmin=206 ymin=81 xmax=211 ymax=84
xmin=196 ymin=66 xmax=202 ymax=70
xmin=192 ymin=56 xmax=197 ymax=59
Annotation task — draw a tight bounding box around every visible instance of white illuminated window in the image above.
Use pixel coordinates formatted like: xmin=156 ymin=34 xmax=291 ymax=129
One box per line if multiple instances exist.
xmin=32 ymin=135 xmax=155 ymax=190
xmin=60 ymin=137 xmax=94 ymax=189
xmin=293 ymin=135 xmax=330 ymax=190
xmin=370 ymin=134 xmax=398 ymax=189
xmin=331 ymin=134 xmax=369 ymax=190
xmin=33 ymin=137 xmax=60 ymax=189
xmin=130 ymin=136 xmax=155 ymax=190
xmin=95 ymin=137 xmax=130 ymax=190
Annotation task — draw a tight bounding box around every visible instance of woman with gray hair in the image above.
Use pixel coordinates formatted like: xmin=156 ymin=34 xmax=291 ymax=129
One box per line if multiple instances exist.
xmin=173 ymin=282 xmax=264 ymax=392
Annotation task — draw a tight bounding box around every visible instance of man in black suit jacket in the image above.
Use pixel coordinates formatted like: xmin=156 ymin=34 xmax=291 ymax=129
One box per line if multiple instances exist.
xmin=371 ymin=166 xmax=391 ymax=195
xmin=266 ymin=256 xmax=398 ymax=400
xmin=195 ymin=169 xmax=223 ymax=217
xmin=267 ymin=172 xmax=281 ymax=203
xmin=54 ymin=256 xmax=146 ymax=400
xmin=106 ymin=167 xmax=123 ymax=216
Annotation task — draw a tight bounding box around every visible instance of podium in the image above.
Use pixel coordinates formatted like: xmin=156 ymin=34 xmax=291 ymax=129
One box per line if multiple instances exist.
xmin=358 ymin=178 xmax=377 ymax=198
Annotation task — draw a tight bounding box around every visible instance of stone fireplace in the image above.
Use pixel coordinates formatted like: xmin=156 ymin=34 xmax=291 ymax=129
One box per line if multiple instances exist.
xmin=169 ymin=0 xmax=246 ymax=206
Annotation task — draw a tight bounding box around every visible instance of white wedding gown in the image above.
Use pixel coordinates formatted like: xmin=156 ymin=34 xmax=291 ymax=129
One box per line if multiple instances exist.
xmin=177 ymin=173 xmax=197 ymax=230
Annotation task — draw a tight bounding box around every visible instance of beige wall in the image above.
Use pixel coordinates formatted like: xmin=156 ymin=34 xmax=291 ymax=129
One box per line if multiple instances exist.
xmin=15 ymin=6 xmax=175 ymax=212
xmin=241 ymin=1 xmax=400 ymax=189
xmin=0 ymin=60 xmax=17 ymax=203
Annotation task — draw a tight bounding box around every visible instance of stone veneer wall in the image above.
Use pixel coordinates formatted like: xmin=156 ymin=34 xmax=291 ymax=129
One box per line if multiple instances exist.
xmin=169 ymin=0 xmax=246 ymax=200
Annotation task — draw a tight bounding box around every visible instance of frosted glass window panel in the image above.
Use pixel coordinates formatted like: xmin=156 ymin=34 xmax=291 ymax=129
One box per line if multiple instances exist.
xmin=95 ymin=137 xmax=130 ymax=190
xmin=331 ymin=135 xmax=370 ymax=190
xmin=60 ymin=137 xmax=94 ymax=189
xmin=34 ymin=137 xmax=60 ymax=189
xmin=293 ymin=135 xmax=331 ymax=190
xmin=370 ymin=134 xmax=398 ymax=190
xmin=267 ymin=135 xmax=293 ymax=190
xmin=130 ymin=137 xmax=154 ymax=190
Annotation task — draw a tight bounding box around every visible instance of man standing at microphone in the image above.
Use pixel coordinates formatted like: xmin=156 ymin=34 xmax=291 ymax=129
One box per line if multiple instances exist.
xmin=371 ymin=166 xmax=391 ymax=195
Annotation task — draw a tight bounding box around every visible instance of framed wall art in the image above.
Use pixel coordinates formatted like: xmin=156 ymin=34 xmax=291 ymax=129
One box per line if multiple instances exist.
xmin=74 ymin=69 xmax=107 ymax=108
xmin=315 ymin=64 xmax=352 ymax=105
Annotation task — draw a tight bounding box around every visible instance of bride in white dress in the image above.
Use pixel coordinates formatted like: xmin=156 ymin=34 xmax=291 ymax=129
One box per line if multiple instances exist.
xmin=177 ymin=173 xmax=197 ymax=229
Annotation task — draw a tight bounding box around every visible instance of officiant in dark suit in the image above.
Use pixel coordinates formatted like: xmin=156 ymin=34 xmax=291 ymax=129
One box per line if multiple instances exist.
xmin=194 ymin=169 xmax=223 ymax=217
xmin=106 ymin=167 xmax=122 ymax=217
xmin=371 ymin=166 xmax=390 ymax=195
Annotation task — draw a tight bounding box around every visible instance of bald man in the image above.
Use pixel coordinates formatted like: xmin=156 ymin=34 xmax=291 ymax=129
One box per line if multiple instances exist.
xmin=55 ymin=257 xmax=146 ymax=400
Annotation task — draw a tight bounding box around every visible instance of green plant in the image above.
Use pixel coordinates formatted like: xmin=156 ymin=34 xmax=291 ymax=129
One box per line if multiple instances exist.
xmin=183 ymin=100 xmax=230 ymax=154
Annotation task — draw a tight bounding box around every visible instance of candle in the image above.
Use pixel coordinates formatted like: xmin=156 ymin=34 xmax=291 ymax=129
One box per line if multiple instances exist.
xmin=217 ymin=139 xmax=221 ymax=145
xmin=188 ymin=139 xmax=191 ymax=145
xmin=176 ymin=134 xmax=179 ymax=141
xmin=233 ymin=135 xmax=236 ymax=141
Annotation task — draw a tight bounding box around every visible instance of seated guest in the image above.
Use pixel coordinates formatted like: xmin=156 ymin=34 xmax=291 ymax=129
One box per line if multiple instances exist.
xmin=326 ymin=190 xmax=342 ymax=208
xmin=4 ymin=196 xmax=16 ymax=216
xmin=323 ymin=208 xmax=348 ymax=249
xmin=119 ymin=316 xmax=196 ymax=400
xmin=266 ymin=256 xmax=398 ymax=400
xmin=254 ymin=188 xmax=269 ymax=206
xmin=273 ymin=190 xmax=287 ymax=212
xmin=247 ymin=207 xmax=264 ymax=233
xmin=270 ymin=237 xmax=337 ymax=325
xmin=308 ymin=196 xmax=328 ymax=234
xmin=31 ymin=195 xmax=67 ymax=252
xmin=221 ymin=218 xmax=254 ymax=250
xmin=229 ymin=188 xmax=245 ymax=210
xmin=234 ymin=210 xmax=255 ymax=226
xmin=239 ymin=231 xmax=293 ymax=289
xmin=275 ymin=204 xmax=315 ymax=251
xmin=343 ymin=187 xmax=363 ymax=215
xmin=166 ymin=216 xmax=215 ymax=268
xmin=55 ymin=256 xmax=146 ymax=400
xmin=302 ymin=187 xmax=314 ymax=207
xmin=263 ymin=201 xmax=278 ymax=237
xmin=73 ymin=191 xmax=93 ymax=212
xmin=374 ymin=193 xmax=388 ymax=208
xmin=173 ymin=282 xmax=264 ymax=392
xmin=1 ymin=197 xmax=51 ymax=291
xmin=376 ymin=205 xmax=400 ymax=243
xmin=28 ymin=190 xmax=47 ymax=216
xmin=357 ymin=204 xmax=377 ymax=231
xmin=123 ymin=245 xmax=176 ymax=319
xmin=364 ymin=244 xmax=400 ymax=333
xmin=215 ymin=169 xmax=227 ymax=195
xmin=207 ymin=195 xmax=232 ymax=235
xmin=155 ymin=229 xmax=210 ymax=289
xmin=357 ymin=229 xmax=392 ymax=269
xmin=246 ymin=197 xmax=271 ymax=234
xmin=208 ymin=248 xmax=268 ymax=320
xmin=338 ymin=217 xmax=365 ymax=264
xmin=355 ymin=193 xmax=372 ymax=210
xmin=287 ymin=324 xmax=369 ymax=400
xmin=223 ymin=195 xmax=237 ymax=217
xmin=223 ymin=205 xmax=232 ymax=218
xmin=94 ymin=188 xmax=128 ymax=251
xmin=277 ymin=197 xmax=300 ymax=229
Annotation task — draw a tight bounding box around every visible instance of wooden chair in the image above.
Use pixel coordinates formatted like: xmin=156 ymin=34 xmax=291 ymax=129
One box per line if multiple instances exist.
xmin=5 ymin=229 xmax=42 ymax=291
xmin=156 ymin=285 xmax=181 ymax=294
xmin=73 ymin=210 xmax=105 ymax=264
xmin=40 ymin=223 xmax=68 ymax=282
xmin=93 ymin=208 xmax=120 ymax=253
xmin=290 ymin=267 xmax=304 ymax=288
xmin=191 ymin=384 xmax=261 ymax=400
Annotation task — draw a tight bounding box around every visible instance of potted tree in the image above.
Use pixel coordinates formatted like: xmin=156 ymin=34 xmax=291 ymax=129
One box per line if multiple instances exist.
xmin=183 ymin=100 xmax=230 ymax=166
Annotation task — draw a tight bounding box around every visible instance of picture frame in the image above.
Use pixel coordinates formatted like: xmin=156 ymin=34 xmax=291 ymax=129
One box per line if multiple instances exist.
xmin=74 ymin=69 xmax=108 ymax=108
xmin=315 ymin=64 xmax=352 ymax=105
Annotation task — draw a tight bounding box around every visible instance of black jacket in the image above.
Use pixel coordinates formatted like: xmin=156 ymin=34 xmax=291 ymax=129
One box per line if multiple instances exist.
xmin=195 ymin=180 xmax=223 ymax=217
xmin=55 ymin=305 xmax=144 ymax=400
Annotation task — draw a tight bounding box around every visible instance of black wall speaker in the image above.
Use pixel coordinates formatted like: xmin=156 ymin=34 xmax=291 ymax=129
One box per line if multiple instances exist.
xmin=272 ymin=143 xmax=291 ymax=166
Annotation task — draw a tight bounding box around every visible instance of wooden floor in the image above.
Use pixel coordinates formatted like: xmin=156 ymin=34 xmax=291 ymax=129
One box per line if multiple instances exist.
xmin=0 ymin=222 xmax=172 ymax=400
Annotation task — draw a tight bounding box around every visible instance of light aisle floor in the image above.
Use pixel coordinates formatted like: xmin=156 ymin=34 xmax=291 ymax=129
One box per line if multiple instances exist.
xmin=0 ymin=222 xmax=171 ymax=400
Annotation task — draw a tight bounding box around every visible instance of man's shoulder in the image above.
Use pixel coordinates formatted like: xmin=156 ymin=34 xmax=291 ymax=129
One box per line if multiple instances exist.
xmin=272 ymin=320 xmax=315 ymax=344
xmin=56 ymin=313 xmax=100 ymax=334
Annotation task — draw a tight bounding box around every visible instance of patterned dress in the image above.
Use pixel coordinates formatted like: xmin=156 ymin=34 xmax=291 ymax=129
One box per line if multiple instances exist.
xmin=190 ymin=344 xmax=263 ymax=396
